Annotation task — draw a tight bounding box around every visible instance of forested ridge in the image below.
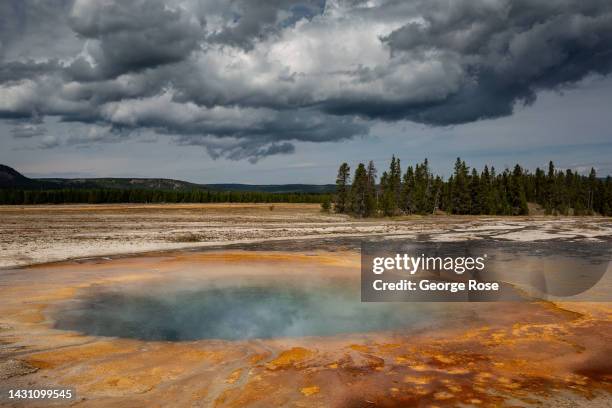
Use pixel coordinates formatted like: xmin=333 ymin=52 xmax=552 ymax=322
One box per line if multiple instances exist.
xmin=0 ymin=188 xmax=328 ymax=205
xmin=332 ymin=157 xmax=612 ymax=217
xmin=0 ymin=164 xmax=331 ymax=204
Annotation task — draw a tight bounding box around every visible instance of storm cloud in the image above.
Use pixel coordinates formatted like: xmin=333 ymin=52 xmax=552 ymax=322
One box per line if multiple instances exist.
xmin=1 ymin=0 xmax=612 ymax=161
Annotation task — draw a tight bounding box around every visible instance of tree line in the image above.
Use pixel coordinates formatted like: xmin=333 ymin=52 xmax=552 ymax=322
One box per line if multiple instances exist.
xmin=0 ymin=188 xmax=330 ymax=205
xmin=333 ymin=157 xmax=612 ymax=217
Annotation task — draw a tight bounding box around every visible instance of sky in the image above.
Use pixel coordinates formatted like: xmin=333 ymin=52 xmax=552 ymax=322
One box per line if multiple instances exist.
xmin=1 ymin=0 xmax=612 ymax=184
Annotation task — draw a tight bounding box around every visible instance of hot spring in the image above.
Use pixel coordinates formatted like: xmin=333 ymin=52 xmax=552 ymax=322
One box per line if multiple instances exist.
xmin=50 ymin=242 xmax=611 ymax=342
xmin=53 ymin=279 xmax=454 ymax=341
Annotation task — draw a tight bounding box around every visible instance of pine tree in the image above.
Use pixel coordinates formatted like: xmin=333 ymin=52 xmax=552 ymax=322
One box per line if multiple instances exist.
xmin=431 ymin=176 xmax=443 ymax=214
xmin=390 ymin=156 xmax=402 ymax=212
xmin=365 ymin=161 xmax=378 ymax=217
xmin=480 ymin=165 xmax=495 ymax=214
xmin=379 ymin=171 xmax=394 ymax=216
xmin=555 ymin=171 xmax=568 ymax=215
xmin=401 ymin=166 xmax=415 ymax=214
xmin=587 ymin=168 xmax=597 ymax=214
xmin=380 ymin=156 xmax=401 ymax=216
xmin=469 ymin=168 xmax=481 ymax=214
xmin=545 ymin=161 xmax=556 ymax=214
xmin=320 ymin=197 xmax=331 ymax=212
xmin=509 ymin=164 xmax=529 ymax=215
xmin=334 ymin=163 xmax=351 ymax=213
xmin=451 ymin=158 xmax=470 ymax=214
xmin=534 ymin=167 xmax=545 ymax=204
xmin=349 ymin=163 xmax=369 ymax=217
xmin=414 ymin=159 xmax=432 ymax=214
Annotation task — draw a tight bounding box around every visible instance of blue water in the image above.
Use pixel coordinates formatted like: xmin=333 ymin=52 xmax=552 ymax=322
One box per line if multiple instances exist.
xmin=54 ymin=281 xmax=446 ymax=341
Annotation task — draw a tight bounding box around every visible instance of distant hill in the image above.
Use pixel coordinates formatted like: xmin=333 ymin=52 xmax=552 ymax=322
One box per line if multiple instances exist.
xmin=205 ymin=183 xmax=335 ymax=193
xmin=0 ymin=164 xmax=335 ymax=193
xmin=41 ymin=177 xmax=204 ymax=191
xmin=0 ymin=164 xmax=52 ymax=189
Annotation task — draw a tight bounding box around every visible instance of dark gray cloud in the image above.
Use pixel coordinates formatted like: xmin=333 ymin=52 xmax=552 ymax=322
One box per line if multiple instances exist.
xmin=184 ymin=138 xmax=296 ymax=164
xmin=65 ymin=0 xmax=204 ymax=80
xmin=0 ymin=60 xmax=61 ymax=83
xmin=207 ymin=0 xmax=325 ymax=50
xmin=374 ymin=0 xmax=612 ymax=125
xmin=1 ymin=0 xmax=612 ymax=161
xmin=100 ymin=92 xmax=367 ymax=161
xmin=0 ymin=0 xmax=74 ymax=58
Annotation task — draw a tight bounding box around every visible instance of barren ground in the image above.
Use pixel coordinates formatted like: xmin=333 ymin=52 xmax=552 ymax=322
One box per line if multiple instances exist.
xmin=1 ymin=203 xmax=611 ymax=269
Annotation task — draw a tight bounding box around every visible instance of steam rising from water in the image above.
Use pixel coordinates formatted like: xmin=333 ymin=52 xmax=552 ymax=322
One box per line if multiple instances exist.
xmin=54 ymin=281 xmax=449 ymax=341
